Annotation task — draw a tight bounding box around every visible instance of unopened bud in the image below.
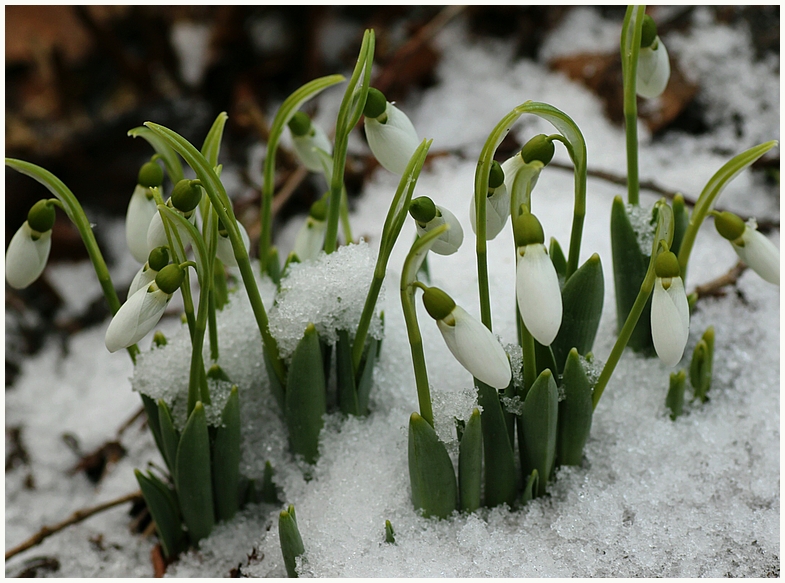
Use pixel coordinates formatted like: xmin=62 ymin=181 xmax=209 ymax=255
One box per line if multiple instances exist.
xmin=409 ymin=196 xmax=437 ymax=224
xmin=138 ymin=161 xmax=164 ymax=188
xmin=488 ymin=160 xmax=505 ymax=189
xmin=288 ymin=111 xmax=312 ymax=137
xmin=27 ymin=200 xmax=56 ymax=233
xmin=640 ymin=14 xmax=658 ymax=49
xmin=520 ymin=134 xmax=555 ymax=166
xmin=155 ymin=263 xmax=185 ymax=294
xmin=654 ymin=250 xmax=680 ymax=278
xmin=713 ymin=211 xmax=746 ymax=243
xmin=171 ymin=179 xmax=202 ymax=213
xmin=147 ymin=246 xmax=170 ymax=272
xmin=513 ymin=207 xmax=545 ymax=248
xmin=363 ymin=87 xmax=388 ymax=120
xmin=422 ymin=286 xmax=456 ymax=322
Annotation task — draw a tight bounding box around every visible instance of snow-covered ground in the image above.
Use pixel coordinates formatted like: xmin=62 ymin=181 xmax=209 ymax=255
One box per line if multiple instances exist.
xmin=5 ymin=8 xmax=779 ymax=577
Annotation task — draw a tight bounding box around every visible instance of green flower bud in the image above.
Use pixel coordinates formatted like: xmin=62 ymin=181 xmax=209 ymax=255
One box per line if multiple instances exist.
xmin=27 ymin=200 xmax=56 ymax=233
xmin=288 ymin=111 xmax=312 ymax=137
xmin=488 ymin=160 xmax=505 ymax=190
xmin=155 ymin=263 xmax=185 ymax=294
xmin=713 ymin=211 xmax=746 ymax=243
xmin=138 ymin=161 xmax=164 ymax=188
xmin=363 ymin=87 xmax=388 ymax=120
xmin=654 ymin=250 xmax=680 ymax=278
xmin=171 ymin=179 xmax=202 ymax=213
xmin=152 ymin=331 xmax=168 ymax=347
xmin=520 ymin=134 xmax=555 ymax=166
xmin=409 ymin=196 xmax=437 ymax=224
xmin=422 ymin=286 xmax=456 ymax=321
xmin=513 ymin=207 xmax=545 ymax=248
xmin=147 ymin=246 xmax=170 ymax=272
xmin=309 ymin=198 xmax=328 ymax=221
xmin=640 ymin=14 xmax=658 ymax=49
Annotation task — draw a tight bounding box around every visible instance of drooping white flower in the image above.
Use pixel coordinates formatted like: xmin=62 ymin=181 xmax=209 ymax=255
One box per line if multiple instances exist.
xmin=146 ymin=204 xmax=196 ymax=253
xmin=290 ymin=112 xmax=333 ymax=173
xmin=126 ymin=185 xmax=157 ymax=263
xmin=105 ymin=284 xmax=172 ymax=353
xmin=470 ymin=160 xmax=511 ymax=241
xmin=516 ymin=243 xmax=563 ymax=346
xmin=411 ymin=198 xmax=463 ymax=256
xmin=6 ymin=222 xmax=52 ymax=290
xmin=422 ymin=286 xmax=511 ymax=389
xmin=216 ymin=221 xmax=251 ymax=267
xmin=292 ymin=216 xmax=327 ymax=262
xmin=364 ymin=88 xmax=419 ymax=175
xmin=636 ymin=38 xmax=670 ymax=99
xmin=651 ymin=276 xmax=690 ymax=366
xmin=128 ymin=246 xmax=170 ymax=297
xmin=732 ymin=225 xmax=780 ymax=285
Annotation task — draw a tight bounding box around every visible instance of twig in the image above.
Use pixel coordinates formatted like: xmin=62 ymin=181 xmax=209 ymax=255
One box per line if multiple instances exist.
xmin=116 ymin=405 xmax=146 ymax=438
xmin=5 ymin=490 xmax=143 ymax=560
xmin=692 ymin=261 xmax=748 ymax=302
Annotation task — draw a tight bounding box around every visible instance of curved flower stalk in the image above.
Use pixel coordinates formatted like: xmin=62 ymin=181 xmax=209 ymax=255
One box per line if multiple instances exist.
xmin=126 ymin=161 xmax=164 ymax=263
xmin=363 ymin=87 xmax=420 ymax=175
xmin=291 ymin=199 xmax=328 ymax=262
xmin=713 ymin=212 xmax=779 ymax=285
xmin=288 ymin=111 xmax=332 ymax=172
xmin=650 ymin=250 xmax=689 ymax=366
xmin=6 ymin=199 xmax=57 ymax=290
xmin=636 ymin=14 xmax=670 ymax=99
xmin=409 ymin=196 xmax=463 ymax=256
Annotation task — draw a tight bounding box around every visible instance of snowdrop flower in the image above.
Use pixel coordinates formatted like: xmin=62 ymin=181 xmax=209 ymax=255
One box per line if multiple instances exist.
xmin=216 ymin=220 xmax=251 ymax=267
xmin=514 ymin=207 xmax=562 ymax=346
xmin=470 ymin=160 xmax=510 ymax=240
xmin=6 ymin=200 xmax=56 ymax=289
xmin=292 ymin=199 xmax=328 ymax=261
xmin=126 ymin=161 xmax=164 ymax=263
xmin=105 ymin=263 xmax=185 ymax=353
xmin=636 ymin=15 xmax=670 ymax=99
xmin=421 ymin=286 xmax=511 ymax=390
xmin=714 ymin=211 xmax=779 ymax=285
xmin=409 ymin=197 xmax=463 ymax=256
xmin=288 ymin=111 xmax=332 ymax=173
xmin=147 ymin=179 xmax=201 ymax=251
xmin=363 ymin=87 xmax=420 ymax=175
xmin=128 ymin=246 xmax=169 ymax=297
xmin=651 ymin=250 xmax=690 ymax=366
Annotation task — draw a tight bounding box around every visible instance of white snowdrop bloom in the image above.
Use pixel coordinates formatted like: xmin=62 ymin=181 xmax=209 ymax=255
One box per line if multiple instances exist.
xmin=470 ymin=160 xmax=510 ymax=241
xmin=414 ymin=204 xmax=463 ymax=256
xmin=516 ymin=243 xmax=563 ymax=346
xmin=105 ymin=284 xmax=172 ymax=353
xmin=146 ymin=206 xmax=195 ymax=253
xmin=216 ymin=221 xmax=251 ymax=267
xmin=732 ymin=226 xmax=779 ymax=285
xmin=128 ymin=264 xmax=158 ymax=298
xmin=364 ymin=95 xmax=420 ymax=175
xmin=5 ymin=222 xmax=52 ymax=290
xmin=651 ymin=276 xmax=690 ymax=366
xmin=636 ymin=38 xmax=670 ymax=99
xmin=292 ymin=216 xmax=327 ymax=262
xmin=126 ymin=185 xmax=157 ymax=263
xmin=292 ymin=123 xmax=332 ymax=173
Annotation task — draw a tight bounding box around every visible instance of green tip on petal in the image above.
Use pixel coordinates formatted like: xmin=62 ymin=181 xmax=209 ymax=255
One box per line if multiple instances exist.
xmin=520 ymin=134 xmax=555 ymax=166
xmin=488 ymin=160 xmax=505 ymax=189
xmin=171 ymin=179 xmax=202 ymax=213
xmin=147 ymin=246 xmax=170 ymax=272
xmin=713 ymin=211 xmax=746 ymax=242
xmin=654 ymin=250 xmax=680 ymax=278
xmin=288 ymin=111 xmax=312 ymax=137
xmin=155 ymin=263 xmax=185 ymax=294
xmin=422 ymin=286 xmax=456 ymax=321
xmin=409 ymin=196 xmax=437 ymax=223
xmin=513 ymin=207 xmax=545 ymax=248
xmin=363 ymin=87 xmax=388 ymax=119
xmin=138 ymin=161 xmax=164 ymax=188
xmin=27 ymin=200 xmax=56 ymax=233
xmin=640 ymin=14 xmax=658 ymax=49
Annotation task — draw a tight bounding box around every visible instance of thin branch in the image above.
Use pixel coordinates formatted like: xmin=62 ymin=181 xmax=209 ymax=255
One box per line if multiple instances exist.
xmin=5 ymin=490 xmax=143 ymax=560
xmin=692 ymin=261 xmax=748 ymax=302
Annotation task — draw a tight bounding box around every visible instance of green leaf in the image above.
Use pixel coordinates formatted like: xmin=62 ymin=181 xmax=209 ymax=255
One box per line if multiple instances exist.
xmin=157 ymin=399 xmax=180 ymax=478
xmin=384 ymin=520 xmax=395 ymax=544
xmin=520 ymin=469 xmax=539 ymax=506
xmin=476 ymin=381 xmax=517 ymax=508
xmin=213 ymin=386 xmax=241 ymax=522
xmin=335 ymin=329 xmax=360 ymax=415
xmin=549 ymin=237 xmax=567 ymax=281
xmin=135 ymin=470 xmax=185 ymax=559
xmin=408 ymin=412 xmax=458 ymax=519
xmin=671 ymin=194 xmax=689 ymax=257
xmin=519 ymin=370 xmax=558 ymax=497
xmin=175 ymin=402 xmax=214 ymax=544
xmin=551 ymin=253 xmax=605 ymax=372
xmin=128 ymin=126 xmax=185 ymax=184
xmin=264 ymin=349 xmax=286 ymax=413
xmin=261 ymin=461 xmax=281 ymax=504
xmin=285 ymin=324 xmax=327 ymax=464
xmin=142 ymin=394 xmax=165 ymax=462
xmin=690 ymin=326 xmax=714 ymax=403
xmin=201 ymin=112 xmax=228 ymax=167
xmin=534 ymin=340 xmax=558 ymax=379
xmin=279 ymin=505 xmax=305 ymax=578
xmin=556 ymin=349 xmax=594 ymax=466
xmin=666 ymin=369 xmax=687 ymax=421
xmin=355 ymin=336 xmax=380 ymax=415
xmin=458 ymin=408 xmax=482 ymax=513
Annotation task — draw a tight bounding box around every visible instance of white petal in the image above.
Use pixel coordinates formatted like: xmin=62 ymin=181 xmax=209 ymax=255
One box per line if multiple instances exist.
xmin=128 ymin=264 xmax=157 ymax=297
xmin=292 ymin=124 xmax=333 ymax=172
xmin=516 ymin=244 xmax=563 ymax=346
xmin=437 ymin=306 xmax=511 ymax=389
xmin=126 ymin=185 xmax=157 ymax=263
xmin=216 ymin=222 xmax=251 ymax=267
xmin=6 ymin=222 xmax=51 ymax=289
xmin=636 ymin=40 xmax=670 ymax=99
xmin=105 ymin=287 xmax=170 ymax=353
xmin=364 ymin=103 xmax=420 ymax=174
xmin=415 ymin=206 xmax=464 ymax=255
xmin=469 ymin=183 xmax=510 ymax=240
xmin=146 ymin=208 xmax=194 ymax=255
xmin=651 ymin=277 xmax=690 ymax=366
xmin=292 ymin=217 xmax=327 ymax=261
xmin=734 ymin=228 xmax=779 ymax=285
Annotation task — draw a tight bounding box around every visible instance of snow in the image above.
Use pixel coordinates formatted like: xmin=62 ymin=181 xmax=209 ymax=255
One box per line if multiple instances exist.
xmin=5 ymin=9 xmax=779 ymax=578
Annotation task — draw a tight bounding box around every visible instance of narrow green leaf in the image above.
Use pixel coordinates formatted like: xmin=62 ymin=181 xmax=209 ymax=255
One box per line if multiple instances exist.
xmin=476 ymin=381 xmax=517 ymax=508
xmin=261 ymin=461 xmax=281 ymax=504
xmin=175 ymin=402 xmax=214 ymax=544
xmin=671 ymin=194 xmax=689 ymax=257
xmin=135 ymin=470 xmax=185 ymax=559
xmin=157 ymin=399 xmax=180 ymax=479
xmin=279 ymin=505 xmax=305 ymax=578
xmin=285 ymin=324 xmax=327 ymax=464
xmin=384 ymin=520 xmax=395 ymax=544
xmin=213 ymin=386 xmax=241 ymax=522
xmin=408 ymin=412 xmax=458 ymax=519
xmin=267 ymin=246 xmax=282 ymax=285
xmin=264 ymin=350 xmax=286 ymax=413
xmin=141 ymin=394 xmax=165 ymax=461
xmin=335 ymin=329 xmax=360 ymax=415
xmin=551 ymin=253 xmax=605 ymax=372
xmin=519 ymin=370 xmax=558 ymax=497
xmin=355 ymin=336 xmax=379 ymax=415
xmin=667 ymin=369 xmax=687 ymax=420
xmin=458 ymin=408 xmax=482 ymax=513
xmin=534 ymin=340 xmax=558 ymax=379
xmin=201 ymin=112 xmax=228 ymax=167
xmin=520 ymin=469 xmax=539 ymax=506
xmin=557 ymin=349 xmax=594 ymax=466
xmin=549 ymin=236 xmax=567 ymax=281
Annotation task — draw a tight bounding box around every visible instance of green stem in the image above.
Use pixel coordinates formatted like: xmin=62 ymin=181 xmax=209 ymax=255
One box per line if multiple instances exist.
xmin=401 ymin=287 xmax=434 ymax=427
xmin=208 ymin=289 xmax=219 ymax=362
xmin=340 ymin=187 xmax=354 ymax=245
xmin=351 ymin=268 xmax=384 ymax=372
xmin=621 ymin=5 xmax=645 ymax=206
